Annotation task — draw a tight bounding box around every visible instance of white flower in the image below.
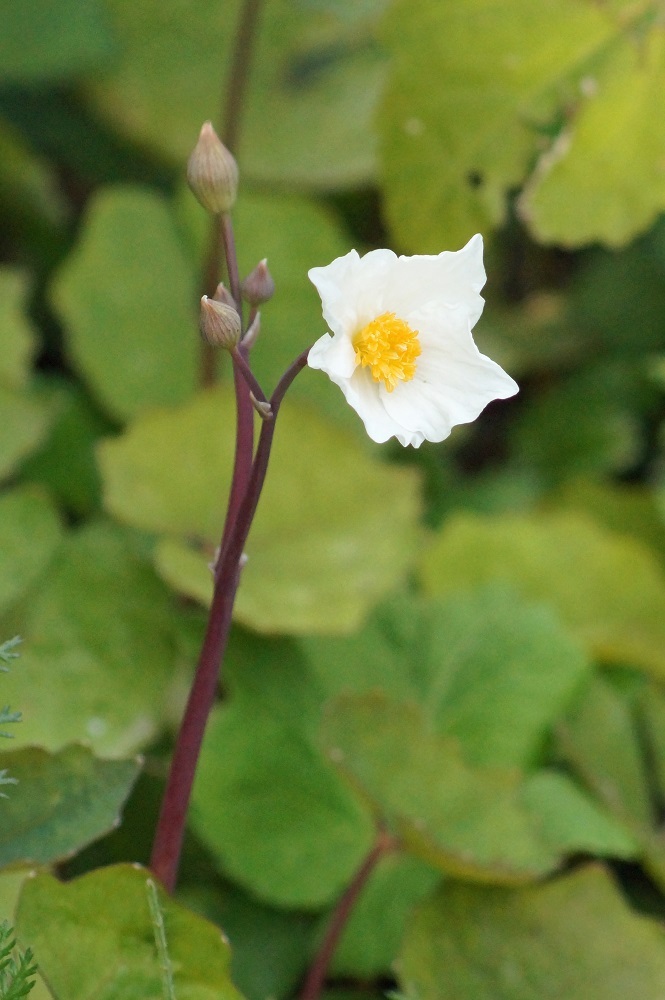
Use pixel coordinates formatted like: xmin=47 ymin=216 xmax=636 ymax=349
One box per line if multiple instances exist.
xmin=307 ymin=234 xmax=518 ymax=447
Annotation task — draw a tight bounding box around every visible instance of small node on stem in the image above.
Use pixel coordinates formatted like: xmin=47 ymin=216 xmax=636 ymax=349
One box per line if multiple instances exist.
xmin=242 ymin=311 xmax=261 ymax=351
xmin=187 ymin=121 xmax=239 ymax=214
xmin=249 ymin=391 xmax=273 ymax=420
xmin=241 ymin=258 xmax=275 ymax=306
xmin=212 ymin=281 xmax=237 ymax=309
xmin=199 ymin=296 xmax=241 ymax=349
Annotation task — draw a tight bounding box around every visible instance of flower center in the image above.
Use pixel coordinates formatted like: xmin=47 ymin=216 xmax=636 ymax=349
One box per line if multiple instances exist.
xmin=353 ymin=312 xmax=421 ymax=392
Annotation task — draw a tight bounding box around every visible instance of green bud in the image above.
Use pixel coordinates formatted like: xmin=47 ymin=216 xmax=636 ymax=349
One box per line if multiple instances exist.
xmin=187 ymin=122 xmax=238 ymax=214
xmin=199 ymin=295 xmax=241 ymax=349
xmin=241 ymin=258 xmax=275 ymax=306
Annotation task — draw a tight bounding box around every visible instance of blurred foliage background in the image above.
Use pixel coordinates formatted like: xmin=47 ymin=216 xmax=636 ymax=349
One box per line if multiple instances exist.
xmin=3 ymin=1 xmax=665 ymax=998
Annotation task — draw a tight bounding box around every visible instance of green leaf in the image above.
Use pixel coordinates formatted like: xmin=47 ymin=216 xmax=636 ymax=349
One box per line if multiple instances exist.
xmin=50 ymin=186 xmax=198 ymax=422
xmin=182 ymin=881 xmax=313 ymax=1000
xmin=19 ymin=378 xmax=109 ymax=517
xmin=0 ymin=745 xmax=140 ymax=868
xmin=521 ymin=770 xmax=639 ymax=860
xmin=322 ymin=692 xmax=561 ymax=885
xmin=638 ymin=679 xmax=665 ymax=806
xmin=303 ymin=586 xmax=589 ymax=769
xmin=0 ymin=271 xmax=36 ymax=391
xmin=0 ymin=487 xmax=62 ymax=619
xmin=556 ymin=673 xmax=654 ymax=830
xmin=323 ymin=853 xmax=440 ymax=978
xmin=191 ymin=699 xmax=374 ymax=908
xmin=16 ymin=865 xmax=243 ymax=1000
xmin=421 ymin=510 xmax=665 ymax=680
xmin=521 ymin=22 xmax=665 ymax=247
xmin=0 ymin=877 xmax=50 ymax=1000
xmin=98 ymin=388 xmax=422 ymax=634
xmin=0 ymin=389 xmax=52 ymax=484
xmin=398 ymin=865 xmax=665 ymax=1000
xmin=0 ymin=0 xmax=113 ymax=84
xmin=549 ymin=479 xmax=665 ymax=568
xmin=3 ymin=521 xmax=184 ymax=756
xmin=510 ymin=364 xmax=641 ymax=487
xmin=379 ymin=0 xmax=664 ymax=251
xmin=83 ymin=0 xmax=387 ymax=188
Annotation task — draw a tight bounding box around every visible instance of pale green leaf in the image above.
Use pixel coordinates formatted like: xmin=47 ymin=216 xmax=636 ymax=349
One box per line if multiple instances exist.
xmin=0 ymin=389 xmax=52 ymax=483
xmin=421 ymin=511 xmax=665 ymax=679
xmin=521 ymin=24 xmax=665 ymax=247
xmin=322 ymin=692 xmax=561 ymax=885
xmin=16 ymin=865 xmax=243 ymax=1000
xmin=380 ymin=0 xmax=663 ymax=250
xmin=399 ymin=866 xmax=665 ymax=1000
xmin=51 ymin=186 xmax=198 ymax=422
xmin=3 ymin=521 xmax=184 ymax=756
xmin=98 ymin=388 xmax=422 ymax=634
xmin=0 ymin=487 xmax=62 ymax=619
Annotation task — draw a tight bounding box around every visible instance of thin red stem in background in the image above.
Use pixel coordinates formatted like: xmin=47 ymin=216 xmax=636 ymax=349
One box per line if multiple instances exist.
xmin=222 ymin=0 xmax=264 ymax=154
xmin=299 ymin=829 xmax=397 ymax=1000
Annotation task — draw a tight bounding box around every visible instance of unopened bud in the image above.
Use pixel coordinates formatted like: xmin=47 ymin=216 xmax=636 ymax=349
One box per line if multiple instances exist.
xmin=187 ymin=121 xmax=238 ymax=214
xmin=212 ymin=281 xmax=237 ymax=308
xmin=199 ymin=296 xmax=241 ymax=349
xmin=241 ymin=311 xmax=261 ymax=351
xmin=241 ymin=259 xmax=275 ymax=306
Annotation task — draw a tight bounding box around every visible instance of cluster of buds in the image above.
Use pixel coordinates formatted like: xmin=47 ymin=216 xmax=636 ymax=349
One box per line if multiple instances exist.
xmin=189 ymin=121 xmax=276 ymax=353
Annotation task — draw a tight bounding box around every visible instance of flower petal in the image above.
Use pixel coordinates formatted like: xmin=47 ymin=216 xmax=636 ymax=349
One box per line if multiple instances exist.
xmin=306 ymin=238 xmax=517 ymax=447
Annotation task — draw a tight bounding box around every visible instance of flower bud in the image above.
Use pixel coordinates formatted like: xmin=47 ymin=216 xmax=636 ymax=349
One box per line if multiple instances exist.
xmin=199 ymin=295 xmax=241 ymax=349
xmin=241 ymin=259 xmax=275 ymax=306
xmin=212 ymin=281 xmax=237 ymax=308
xmin=187 ymin=121 xmax=238 ymax=214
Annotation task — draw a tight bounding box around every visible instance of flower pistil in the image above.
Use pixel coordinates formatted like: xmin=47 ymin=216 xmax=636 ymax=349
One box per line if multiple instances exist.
xmin=353 ymin=312 xmax=421 ymax=392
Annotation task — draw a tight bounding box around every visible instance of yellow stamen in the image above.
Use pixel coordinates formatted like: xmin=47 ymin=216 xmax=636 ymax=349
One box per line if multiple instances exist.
xmin=353 ymin=312 xmax=421 ymax=392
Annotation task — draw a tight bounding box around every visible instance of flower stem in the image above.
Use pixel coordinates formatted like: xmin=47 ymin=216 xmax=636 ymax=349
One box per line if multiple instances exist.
xmin=221 ymin=213 xmax=242 ymax=312
xmin=230 ymin=346 xmax=269 ymax=405
xmin=149 ymin=558 xmax=240 ymax=892
xmin=299 ymin=829 xmax=396 ymax=1000
xmin=199 ymin=0 xmax=264 ymax=387
xmin=150 ymin=346 xmax=312 ymax=892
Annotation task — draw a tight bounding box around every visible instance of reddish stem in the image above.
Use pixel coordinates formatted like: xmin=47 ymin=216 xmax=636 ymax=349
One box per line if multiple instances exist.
xmin=150 ymin=346 xmax=312 ymax=892
xmin=299 ymin=830 xmax=396 ymax=1000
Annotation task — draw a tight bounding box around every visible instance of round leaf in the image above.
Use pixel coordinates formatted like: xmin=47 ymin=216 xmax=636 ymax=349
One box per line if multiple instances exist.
xmin=98 ymin=388 xmax=422 ymax=633
xmin=16 ymin=865 xmax=243 ymax=1000
xmin=50 ymin=186 xmax=198 ymax=421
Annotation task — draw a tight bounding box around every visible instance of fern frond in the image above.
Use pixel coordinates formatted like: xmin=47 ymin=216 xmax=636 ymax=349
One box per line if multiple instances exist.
xmin=0 ymin=923 xmax=37 ymax=1000
xmin=0 ymin=639 xmax=21 ymax=671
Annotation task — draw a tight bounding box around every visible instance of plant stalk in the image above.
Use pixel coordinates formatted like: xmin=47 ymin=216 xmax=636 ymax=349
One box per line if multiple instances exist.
xmin=150 ymin=346 xmax=312 ymax=892
xmin=299 ymin=829 xmax=396 ymax=1000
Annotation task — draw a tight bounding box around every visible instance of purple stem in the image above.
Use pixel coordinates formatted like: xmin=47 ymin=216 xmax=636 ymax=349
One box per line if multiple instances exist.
xmin=149 ymin=346 xmax=312 ymax=892
xmin=299 ymin=830 xmax=396 ymax=1000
